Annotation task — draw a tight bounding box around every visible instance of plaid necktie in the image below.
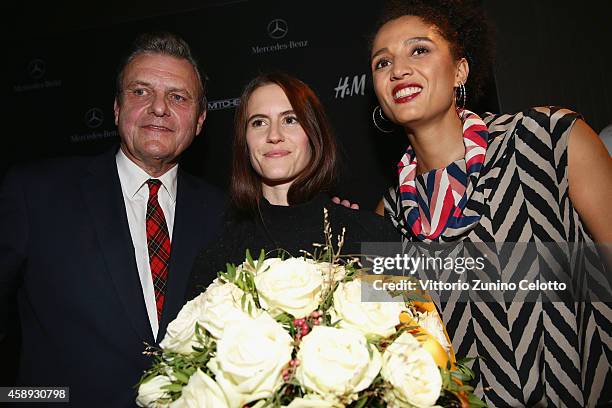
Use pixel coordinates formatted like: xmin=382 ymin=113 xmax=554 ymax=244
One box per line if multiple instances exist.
xmin=146 ymin=179 xmax=171 ymax=321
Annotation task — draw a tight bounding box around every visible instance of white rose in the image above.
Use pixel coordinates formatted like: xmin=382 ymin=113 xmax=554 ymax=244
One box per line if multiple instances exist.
xmin=207 ymin=313 xmax=293 ymax=407
xmin=284 ymin=394 xmax=344 ymax=407
xmin=330 ymin=279 xmax=406 ymax=338
xmin=415 ymin=311 xmax=451 ymax=353
xmin=381 ymin=332 xmax=442 ymax=408
xmin=199 ymin=279 xmax=259 ymax=339
xmin=168 ymin=369 xmax=229 ymax=408
xmin=295 ymin=326 xmax=381 ymax=400
xmin=136 ymin=375 xmax=172 ymax=407
xmin=161 ymin=279 xmax=259 ymax=351
xmin=255 ymin=257 xmax=323 ymax=318
xmin=159 ymin=293 xmax=210 ymax=354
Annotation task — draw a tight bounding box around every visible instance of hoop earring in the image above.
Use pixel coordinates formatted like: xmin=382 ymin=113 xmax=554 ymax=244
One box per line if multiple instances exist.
xmin=455 ymin=82 xmax=466 ymax=114
xmin=372 ymin=105 xmax=394 ymax=133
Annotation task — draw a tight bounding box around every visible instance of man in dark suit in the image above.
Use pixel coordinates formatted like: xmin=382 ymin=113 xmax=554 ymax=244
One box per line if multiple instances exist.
xmin=0 ymin=32 xmax=224 ymax=406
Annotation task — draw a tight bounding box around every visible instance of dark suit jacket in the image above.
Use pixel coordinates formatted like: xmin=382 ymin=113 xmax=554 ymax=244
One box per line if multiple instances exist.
xmin=0 ymin=149 xmax=225 ymax=407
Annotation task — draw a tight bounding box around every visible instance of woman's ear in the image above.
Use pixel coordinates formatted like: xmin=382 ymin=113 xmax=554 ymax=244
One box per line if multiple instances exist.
xmin=455 ymin=57 xmax=469 ymax=87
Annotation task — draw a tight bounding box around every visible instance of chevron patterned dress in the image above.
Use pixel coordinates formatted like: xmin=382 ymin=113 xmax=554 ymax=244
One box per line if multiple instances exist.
xmin=383 ymin=107 xmax=612 ymax=407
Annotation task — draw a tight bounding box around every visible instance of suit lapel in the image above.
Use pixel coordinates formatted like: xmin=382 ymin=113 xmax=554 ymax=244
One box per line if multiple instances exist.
xmin=158 ymin=170 xmax=206 ymax=341
xmin=79 ymin=150 xmax=155 ymax=344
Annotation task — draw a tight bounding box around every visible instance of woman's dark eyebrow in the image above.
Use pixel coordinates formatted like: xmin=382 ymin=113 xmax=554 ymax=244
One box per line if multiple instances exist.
xmin=371 ymin=37 xmax=434 ymax=60
xmin=404 ymin=36 xmax=434 ymax=46
xmin=247 ymin=113 xmax=268 ymax=122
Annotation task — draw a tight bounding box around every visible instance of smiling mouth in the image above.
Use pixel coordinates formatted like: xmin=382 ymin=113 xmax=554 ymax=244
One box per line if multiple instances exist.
xmin=142 ymin=125 xmax=173 ymax=132
xmin=393 ymin=86 xmax=422 ymax=103
xmin=264 ymin=151 xmax=290 ymax=158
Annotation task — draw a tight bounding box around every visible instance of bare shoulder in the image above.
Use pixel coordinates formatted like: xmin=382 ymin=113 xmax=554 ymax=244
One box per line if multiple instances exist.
xmin=568 ymin=119 xmax=609 ymax=160
xmin=567 ymin=119 xmax=612 ymax=243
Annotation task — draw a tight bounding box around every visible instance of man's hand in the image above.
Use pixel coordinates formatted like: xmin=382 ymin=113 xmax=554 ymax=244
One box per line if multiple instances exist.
xmin=331 ymin=196 xmax=359 ymax=210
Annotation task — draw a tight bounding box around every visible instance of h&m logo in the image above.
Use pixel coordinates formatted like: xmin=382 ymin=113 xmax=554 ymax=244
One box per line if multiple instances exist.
xmin=334 ymin=74 xmax=366 ymax=99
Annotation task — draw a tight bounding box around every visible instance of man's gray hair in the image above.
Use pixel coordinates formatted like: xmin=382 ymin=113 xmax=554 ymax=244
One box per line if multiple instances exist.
xmin=115 ymin=32 xmax=207 ymax=113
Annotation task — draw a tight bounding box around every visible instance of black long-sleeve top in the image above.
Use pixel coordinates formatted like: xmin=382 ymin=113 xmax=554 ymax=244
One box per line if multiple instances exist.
xmin=186 ymin=193 xmax=400 ymax=300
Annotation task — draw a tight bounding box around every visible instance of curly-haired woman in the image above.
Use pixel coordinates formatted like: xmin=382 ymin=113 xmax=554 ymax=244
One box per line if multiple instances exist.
xmin=369 ymin=0 xmax=612 ymax=406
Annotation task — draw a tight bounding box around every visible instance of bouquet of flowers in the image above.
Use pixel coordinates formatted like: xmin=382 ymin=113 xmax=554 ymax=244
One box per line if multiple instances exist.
xmin=136 ymin=215 xmax=484 ymax=408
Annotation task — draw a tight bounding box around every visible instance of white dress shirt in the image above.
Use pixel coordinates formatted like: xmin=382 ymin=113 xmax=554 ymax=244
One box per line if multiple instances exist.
xmin=116 ymin=149 xmax=177 ymax=339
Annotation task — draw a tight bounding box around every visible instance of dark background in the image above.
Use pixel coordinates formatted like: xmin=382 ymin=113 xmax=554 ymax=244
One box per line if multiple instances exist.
xmin=6 ymin=1 xmax=611 ymax=208
xmin=3 ymin=0 xmax=611 ymax=385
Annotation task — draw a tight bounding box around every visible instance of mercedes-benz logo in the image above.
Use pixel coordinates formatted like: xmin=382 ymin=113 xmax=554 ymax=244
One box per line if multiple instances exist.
xmin=85 ymin=108 xmax=104 ymax=129
xmin=27 ymin=59 xmax=46 ymax=80
xmin=267 ymin=19 xmax=288 ymax=39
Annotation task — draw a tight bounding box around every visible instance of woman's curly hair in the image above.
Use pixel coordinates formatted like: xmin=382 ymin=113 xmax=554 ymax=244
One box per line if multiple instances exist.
xmin=370 ymin=0 xmax=495 ymax=104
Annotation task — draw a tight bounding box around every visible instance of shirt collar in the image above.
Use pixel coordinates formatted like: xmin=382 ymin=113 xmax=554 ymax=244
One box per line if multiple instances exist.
xmin=115 ymin=148 xmax=178 ymax=203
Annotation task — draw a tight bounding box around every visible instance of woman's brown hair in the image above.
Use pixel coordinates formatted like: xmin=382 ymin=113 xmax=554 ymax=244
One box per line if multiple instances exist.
xmin=231 ymin=72 xmax=338 ymax=214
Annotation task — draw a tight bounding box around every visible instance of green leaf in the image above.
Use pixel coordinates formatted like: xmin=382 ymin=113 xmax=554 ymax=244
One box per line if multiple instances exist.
xmin=246 ymin=270 xmax=255 ymax=291
xmin=453 ymin=358 xmax=477 ymax=382
xmin=257 ymin=249 xmax=266 ymax=269
xmin=354 ymin=397 xmax=369 ymax=408
xmin=162 ymin=383 xmax=184 ymax=393
xmin=468 ymin=393 xmax=488 ymax=408
xmin=275 ymin=313 xmax=292 ymax=324
xmin=138 ymin=372 xmax=159 ymax=386
xmin=246 ymin=249 xmax=254 ymax=267
xmin=183 ymin=367 xmax=196 ymax=378
xmin=224 ymin=263 xmax=236 ymax=281
xmin=451 ymin=368 xmax=471 ymax=381
xmin=173 ymin=370 xmax=190 ymax=384
xmin=456 ymin=356 xmax=478 ymax=365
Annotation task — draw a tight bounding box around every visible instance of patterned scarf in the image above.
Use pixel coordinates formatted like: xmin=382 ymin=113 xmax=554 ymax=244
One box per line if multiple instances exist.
xmin=397 ymin=109 xmax=489 ymax=241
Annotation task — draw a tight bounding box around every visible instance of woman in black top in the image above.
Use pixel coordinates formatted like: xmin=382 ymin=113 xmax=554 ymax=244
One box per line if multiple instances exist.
xmin=187 ymin=73 xmax=399 ymax=299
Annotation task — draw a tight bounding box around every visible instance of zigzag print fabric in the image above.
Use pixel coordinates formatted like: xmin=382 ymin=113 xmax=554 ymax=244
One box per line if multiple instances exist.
xmin=384 ymin=107 xmax=612 ymax=407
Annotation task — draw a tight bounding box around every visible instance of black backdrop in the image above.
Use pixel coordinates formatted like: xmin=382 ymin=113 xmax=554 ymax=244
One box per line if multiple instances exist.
xmin=7 ymin=0 xmax=611 ymax=387
xmin=6 ymin=0 xmax=499 ymax=210
xmin=0 ymin=0 xmax=612 ymax=385
xmin=3 ymin=1 xmax=503 ymax=386
xmin=3 ymin=3 xmax=500 ymax=383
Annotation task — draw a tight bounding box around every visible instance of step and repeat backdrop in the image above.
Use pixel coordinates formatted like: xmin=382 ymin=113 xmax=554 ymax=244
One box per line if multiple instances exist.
xmin=7 ymin=1 xmax=499 ymax=210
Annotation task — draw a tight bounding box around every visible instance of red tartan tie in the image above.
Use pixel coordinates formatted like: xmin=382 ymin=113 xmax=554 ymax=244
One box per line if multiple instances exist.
xmin=146 ymin=179 xmax=171 ymax=321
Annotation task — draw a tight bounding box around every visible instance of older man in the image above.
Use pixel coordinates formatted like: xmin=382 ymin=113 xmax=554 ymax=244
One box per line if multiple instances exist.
xmin=0 ymin=32 xmax=224 ymax=406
